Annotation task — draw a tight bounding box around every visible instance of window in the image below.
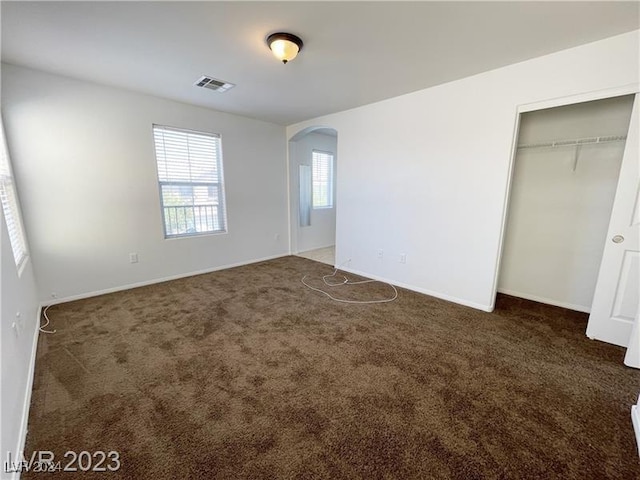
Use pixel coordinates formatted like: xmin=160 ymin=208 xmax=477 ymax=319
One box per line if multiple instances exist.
xmin=312 ymin=150 xmax=334 ymax=208
xmin=152 ymin=125 xmax=227 ymax=238
xmin=0 ymin=117 xmax=28 ymax=270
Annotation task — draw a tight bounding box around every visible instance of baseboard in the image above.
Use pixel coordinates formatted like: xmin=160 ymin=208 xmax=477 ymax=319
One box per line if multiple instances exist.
xmin=339 ymin=265 xmax=493 ymax=312
xmin=45 ymin=253 xmax=289 ymax=306
xmin=632 ymin=403 xmax=640 ymax=457
xmin=10 ymin=307 xmax=41 ymax=480
xmin=497 ymin=288 xmax=591 ymax=313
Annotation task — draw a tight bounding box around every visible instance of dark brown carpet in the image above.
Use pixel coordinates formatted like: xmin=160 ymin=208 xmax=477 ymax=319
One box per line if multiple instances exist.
xmin=24 ymin=256 xmax=639 ymax=479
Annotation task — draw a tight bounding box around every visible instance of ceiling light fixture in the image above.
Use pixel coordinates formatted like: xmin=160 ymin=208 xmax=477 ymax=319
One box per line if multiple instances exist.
xmin=266 ymin=32 xmax=303 ymax=64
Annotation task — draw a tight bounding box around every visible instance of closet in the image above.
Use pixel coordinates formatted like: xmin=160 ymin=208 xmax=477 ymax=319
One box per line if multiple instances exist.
xmin=499 ymin=95 xmax=635 ymax=313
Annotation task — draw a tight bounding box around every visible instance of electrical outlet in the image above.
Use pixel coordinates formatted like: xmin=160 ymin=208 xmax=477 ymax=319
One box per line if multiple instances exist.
xmin=51 ymin=292 xmax=58 ymax=299
xmin=129 ymin=253 xmax=139 ymax=264
xmin=400 ymin=253 xmax=407 ymax=264
xmin=377 ymin=249 xmax=384 ymax=260
xmin=274 ymin=233 xmax=280 ymax=240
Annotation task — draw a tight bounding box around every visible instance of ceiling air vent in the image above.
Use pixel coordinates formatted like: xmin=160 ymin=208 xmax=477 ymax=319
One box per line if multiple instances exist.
xmin=194 ymin=76 xmax=235 ymax=93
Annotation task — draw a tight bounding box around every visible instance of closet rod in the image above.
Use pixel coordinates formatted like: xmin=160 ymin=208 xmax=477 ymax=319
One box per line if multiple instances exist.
xmin=517 ymin=135 xmax=627 ymax=150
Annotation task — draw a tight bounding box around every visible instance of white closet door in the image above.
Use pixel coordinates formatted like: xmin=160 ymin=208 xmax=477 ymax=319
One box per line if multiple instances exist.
xmin=587 ymin=94 xmax=639 ymax=358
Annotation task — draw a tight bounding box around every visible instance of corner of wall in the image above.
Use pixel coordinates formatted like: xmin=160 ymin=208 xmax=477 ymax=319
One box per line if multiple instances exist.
xmin=11 ymin=308 xmax=41 ymax=480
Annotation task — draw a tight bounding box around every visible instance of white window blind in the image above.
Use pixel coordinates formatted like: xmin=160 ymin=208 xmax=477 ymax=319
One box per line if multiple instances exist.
xmin=152 ymin=125 xmax=227 ymax=237
xmin=0 ymin=117 xmax=28 ymax=270
xmin=312 ymin=150 xmax=334 ymax=208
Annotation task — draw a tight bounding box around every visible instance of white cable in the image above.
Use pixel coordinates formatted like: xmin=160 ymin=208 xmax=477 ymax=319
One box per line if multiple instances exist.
xmin=301 ymin=262 xmax=398 ymax=304
xmin=40 ymin=305 xmax=56 ymax=334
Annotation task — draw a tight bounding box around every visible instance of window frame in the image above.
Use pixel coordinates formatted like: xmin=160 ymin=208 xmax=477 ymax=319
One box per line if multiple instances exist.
xmin=152 ymin=124 xmax=228 ymax=239
xmin=0 ymin=115 xmax=29 ymax=275
xmin=311 ymin=149 xmax=334 ymax=209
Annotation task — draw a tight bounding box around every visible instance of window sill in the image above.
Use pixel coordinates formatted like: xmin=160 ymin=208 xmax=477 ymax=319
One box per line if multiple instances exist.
xmin=164 ymin=230 xmax=228 ymax=240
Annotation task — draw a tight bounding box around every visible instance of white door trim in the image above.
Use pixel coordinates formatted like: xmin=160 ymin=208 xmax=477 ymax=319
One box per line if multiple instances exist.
xmin=518 ymin=84 xmax=639 ymax=114
xmin=490 ymin=83 xmax=640 ymax=311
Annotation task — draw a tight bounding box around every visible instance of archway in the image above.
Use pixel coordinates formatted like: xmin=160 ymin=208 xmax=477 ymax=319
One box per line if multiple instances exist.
xmin=288 ymin=126 xmax=338 ymax=265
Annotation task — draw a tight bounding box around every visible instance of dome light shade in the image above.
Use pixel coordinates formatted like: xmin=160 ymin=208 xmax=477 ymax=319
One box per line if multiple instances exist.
xmin=267 ymin=32 xmax=303 ymax=64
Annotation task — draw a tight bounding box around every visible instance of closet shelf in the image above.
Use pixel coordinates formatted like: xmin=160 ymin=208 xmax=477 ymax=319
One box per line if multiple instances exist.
xmin=517 ymin=135 xmax=627 ymax=150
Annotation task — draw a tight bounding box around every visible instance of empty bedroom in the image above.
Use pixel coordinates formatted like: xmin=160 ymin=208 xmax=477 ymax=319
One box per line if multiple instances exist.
xmin=1 ymin=2 xmax=639 ymax=479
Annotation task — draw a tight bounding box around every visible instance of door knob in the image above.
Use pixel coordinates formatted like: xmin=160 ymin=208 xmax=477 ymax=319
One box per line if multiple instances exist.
xmin=612 ymin=235 xmax=625 ymax=244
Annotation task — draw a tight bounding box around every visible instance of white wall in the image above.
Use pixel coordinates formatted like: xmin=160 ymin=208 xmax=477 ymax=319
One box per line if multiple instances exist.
xmin=499 ymin=96 xmax=634 ymax=312
xmin=291 ymin=132 xmax=337 ymax=253
xmin=1 ymin=63 xmax=289 ymax=302
xmin=287 ymin=30 xmax=639 ymax=311
xmin=1 ymin=208 xmax=39 ymax=477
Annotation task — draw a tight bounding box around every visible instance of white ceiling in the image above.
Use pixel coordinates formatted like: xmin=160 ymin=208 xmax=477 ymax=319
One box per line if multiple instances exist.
xmin=2 ymin=2 xmax=638 ymax=125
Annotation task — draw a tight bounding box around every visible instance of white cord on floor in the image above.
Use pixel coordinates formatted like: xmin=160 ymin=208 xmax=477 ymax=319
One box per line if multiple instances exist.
xmin=40 ymin=305 xmax=56 ymax=334
xmin=301 ymin=262 xmax=398 ymax=304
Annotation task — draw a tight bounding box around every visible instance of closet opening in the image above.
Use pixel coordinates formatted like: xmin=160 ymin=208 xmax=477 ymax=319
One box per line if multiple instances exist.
xmin=497 ymin=94 xmax=635 ymax=318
